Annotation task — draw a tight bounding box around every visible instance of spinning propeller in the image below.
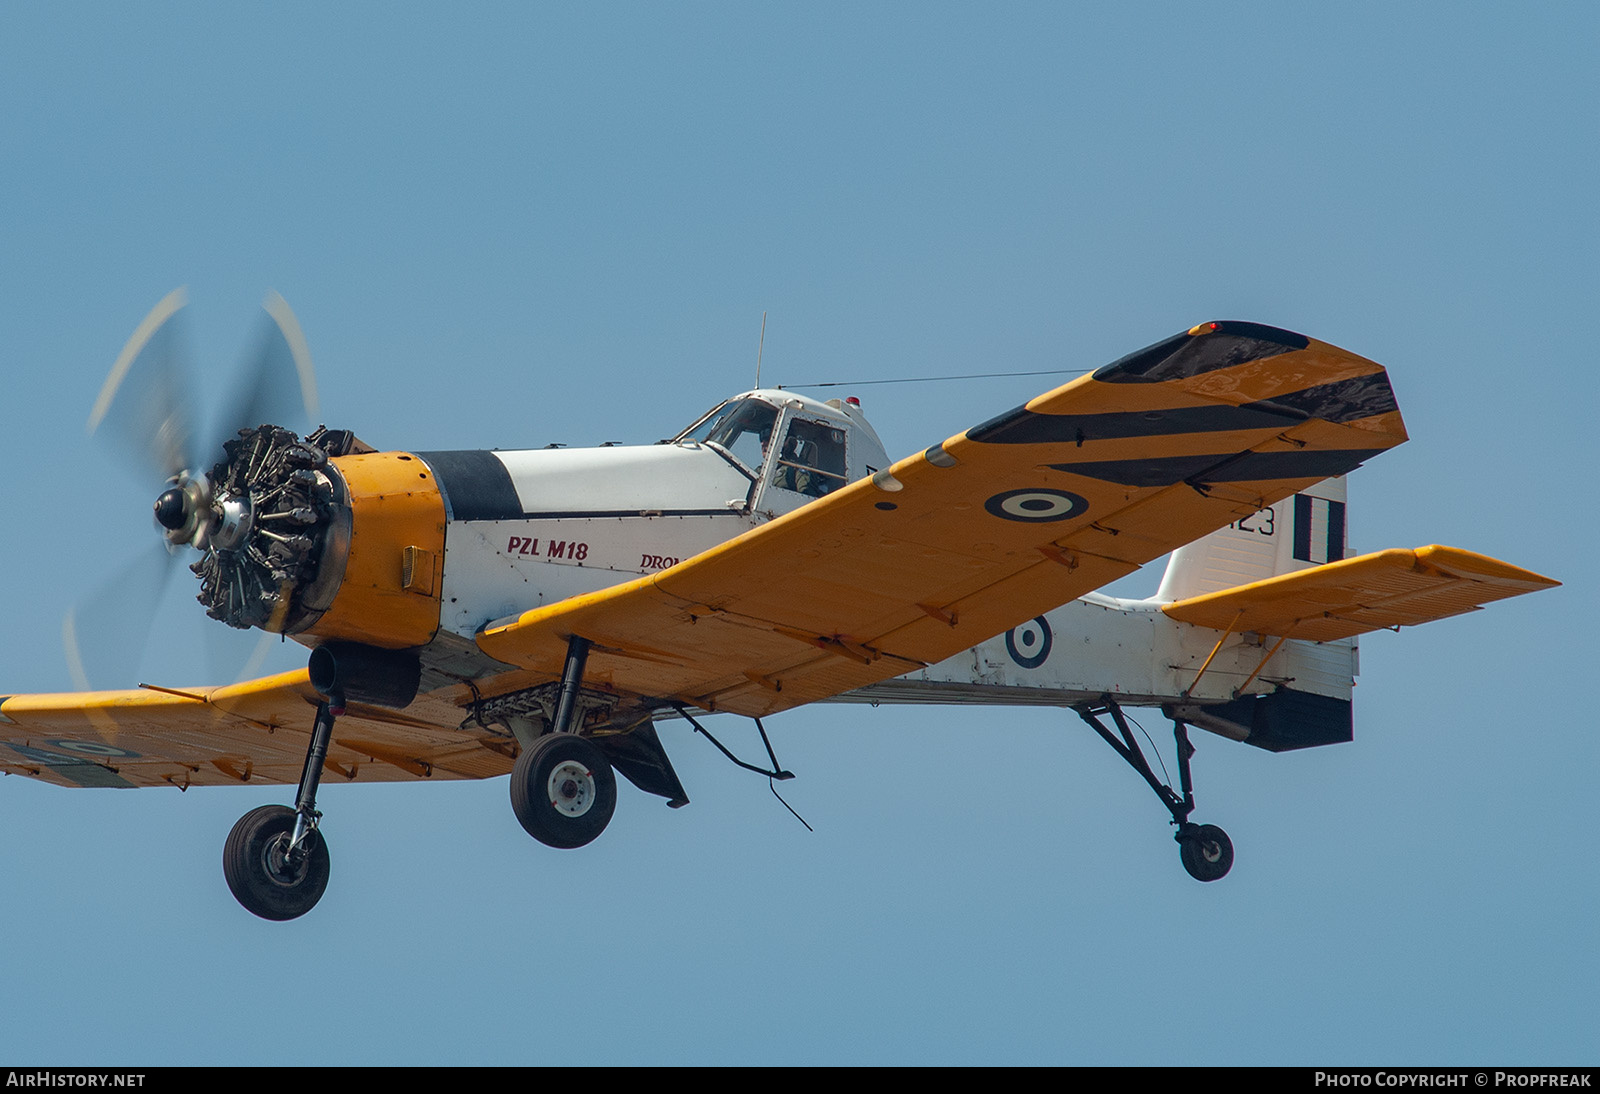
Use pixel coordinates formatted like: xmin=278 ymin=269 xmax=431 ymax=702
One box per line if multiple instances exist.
xmin=65 ymin=289 xmax=322 ymax=690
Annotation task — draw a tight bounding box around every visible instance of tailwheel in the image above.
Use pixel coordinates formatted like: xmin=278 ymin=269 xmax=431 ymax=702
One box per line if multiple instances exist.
xmin=223 ymin=804 xmax=331 ymax=920
xmin=510 ymin=732 xmax=617 ymax=849
xmin=1177 ymin=823 xmax=1233 ymax=882
xmin=1075 ymin=699 xmax=1241 ymax=882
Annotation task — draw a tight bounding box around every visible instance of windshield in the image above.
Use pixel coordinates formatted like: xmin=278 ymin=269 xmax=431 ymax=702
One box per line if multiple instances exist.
xmin=675 ymin=398 xmax=779 ymax=474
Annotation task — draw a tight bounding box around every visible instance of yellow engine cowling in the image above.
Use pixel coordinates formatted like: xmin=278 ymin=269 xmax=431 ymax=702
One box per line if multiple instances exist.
xmin=293 ymin=451 xmax=446 ymax=650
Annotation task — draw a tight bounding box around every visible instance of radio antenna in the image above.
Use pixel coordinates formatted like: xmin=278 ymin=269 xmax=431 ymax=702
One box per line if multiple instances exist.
xmin=754 ymin=311 xmax=767 ymax=389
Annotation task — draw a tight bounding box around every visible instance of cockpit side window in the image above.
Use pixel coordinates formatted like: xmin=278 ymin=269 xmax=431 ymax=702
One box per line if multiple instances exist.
xmin=675 ymin=398 xmax=779 ymax=477
xmin=771 ymin=418 xmax=848 ymax=498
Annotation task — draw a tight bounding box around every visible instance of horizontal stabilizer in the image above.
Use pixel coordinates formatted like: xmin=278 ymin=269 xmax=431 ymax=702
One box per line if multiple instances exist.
xmin=1160 ymin=545 xmax=1558 ymax=642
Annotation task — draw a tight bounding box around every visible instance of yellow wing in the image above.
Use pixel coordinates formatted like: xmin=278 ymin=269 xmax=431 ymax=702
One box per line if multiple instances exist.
xmin=0 ymin=670 xmax=511 ymax=789
xmin=477 ymin=321 xmax=1409 ymax=717
xmin=1160 ymin=545 xmax=1559 ymax=642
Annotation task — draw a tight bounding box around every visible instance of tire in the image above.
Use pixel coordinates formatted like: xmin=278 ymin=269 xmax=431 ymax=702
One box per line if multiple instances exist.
xmin=1178 ymin=823 xmax=1234 ymax=882
xmin=223 ymin=804 xmax=331 ymax=920
xmin=509 ymin=733 xmax=617 ymax=849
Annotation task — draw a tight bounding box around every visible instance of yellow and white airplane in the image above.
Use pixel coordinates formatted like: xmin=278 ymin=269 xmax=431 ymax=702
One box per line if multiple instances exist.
xmin=0 ymin=293 xmax=1558 ymax=920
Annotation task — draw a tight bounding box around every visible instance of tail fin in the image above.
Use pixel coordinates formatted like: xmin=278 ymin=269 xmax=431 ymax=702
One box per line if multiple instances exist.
xmin=1156 ymin=476 xmax=1353 ymax=752
xmin=1156 ymin=476 xmax=1348 ymax=602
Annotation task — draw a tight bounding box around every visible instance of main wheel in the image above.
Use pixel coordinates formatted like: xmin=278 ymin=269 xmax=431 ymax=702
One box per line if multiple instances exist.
xmin=1178 ymin=823 xmax=1234 ymax=882
xmin=223 ymin=804 xmax=331 ymax=920
xmin=510 ymin=733 xmax=617 ymax=849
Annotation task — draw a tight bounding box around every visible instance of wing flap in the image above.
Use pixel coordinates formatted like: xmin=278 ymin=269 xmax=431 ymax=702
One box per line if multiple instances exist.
xmin=1160 ymin=545 xmax=1559 ymax=642
xmin=0 ymin=669 xmax=509 ymax=789
xmin=478 ymin=322 xmax=1410 ymax=716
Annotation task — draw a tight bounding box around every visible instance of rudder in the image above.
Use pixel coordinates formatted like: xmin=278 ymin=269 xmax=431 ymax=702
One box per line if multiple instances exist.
xmin=1156 ymin=476 xmax=1348 ymax=602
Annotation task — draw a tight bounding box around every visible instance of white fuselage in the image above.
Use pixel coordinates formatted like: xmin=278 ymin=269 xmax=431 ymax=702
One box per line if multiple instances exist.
xmin=427 ymin=389 xmax=894 ymax=639
xmin=435 ymin=443 xmax=759 ymax=636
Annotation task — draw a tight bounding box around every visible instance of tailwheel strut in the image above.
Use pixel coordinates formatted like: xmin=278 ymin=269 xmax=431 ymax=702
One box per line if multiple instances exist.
xmin=223 ymin=695 xmax=340 ymax=920
xmin=1074 ymin=696 xmax=1233 ymax=882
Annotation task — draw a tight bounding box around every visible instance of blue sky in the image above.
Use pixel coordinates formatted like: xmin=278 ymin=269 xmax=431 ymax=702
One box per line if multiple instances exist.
xmin=0 ymin=2 xmax=1592 ymax=1064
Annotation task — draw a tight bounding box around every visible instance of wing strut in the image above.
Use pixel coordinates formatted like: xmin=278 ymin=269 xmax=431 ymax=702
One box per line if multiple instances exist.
xmin=1182 ymin=610 xmax=1244 ymax=697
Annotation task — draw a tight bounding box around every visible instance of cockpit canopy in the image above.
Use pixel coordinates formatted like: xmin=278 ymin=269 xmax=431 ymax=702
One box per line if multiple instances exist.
xmin=675 ymin=397 xmax=777 ymax=476
xmin=673 ymin=390 xmax=890 ymax=506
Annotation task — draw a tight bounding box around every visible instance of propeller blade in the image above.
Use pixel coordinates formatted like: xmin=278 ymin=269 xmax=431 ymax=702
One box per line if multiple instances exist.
xmin=208 ymin=291 xmax=319 ymax=461
xmin=204 ymin=620 xmax=281 ymax=687
xmin=87 ymin=288 xmax=196 ymax=483
xmin=62 ymin=541 xmax=181 ymax=691
xmin=75 ymin=289 xmax=330 ymax=694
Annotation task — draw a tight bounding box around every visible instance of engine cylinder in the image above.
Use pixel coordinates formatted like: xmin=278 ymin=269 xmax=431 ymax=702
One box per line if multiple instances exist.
xmin=187 ymin=427 xmax=445 ymax=649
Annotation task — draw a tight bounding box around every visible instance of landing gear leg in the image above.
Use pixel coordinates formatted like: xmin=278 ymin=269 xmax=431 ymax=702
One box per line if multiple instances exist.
xmin=1074 ymin=697 xmax=1234 ymax=883
xmin=223 ymin=697 xmax=340 ymax=920
xmin=509 ymin=636 xmax=617 ymax=849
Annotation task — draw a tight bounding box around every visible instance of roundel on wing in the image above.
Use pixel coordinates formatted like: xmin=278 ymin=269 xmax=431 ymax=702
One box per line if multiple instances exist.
xmin=984 ymin=488 xmax=1088 ymax=523
xmin=1005 ymin=616 xmax=1053 ymax=669
xmin=48 ymin=739 xmax=139 ymax=758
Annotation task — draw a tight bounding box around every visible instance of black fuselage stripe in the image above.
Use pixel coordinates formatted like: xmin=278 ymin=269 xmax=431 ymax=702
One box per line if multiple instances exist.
xmin=415 ymin=451 xmax=525 ymax=522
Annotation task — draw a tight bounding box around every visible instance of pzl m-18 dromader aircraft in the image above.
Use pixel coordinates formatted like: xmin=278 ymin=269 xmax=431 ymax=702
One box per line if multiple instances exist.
xmin=0 ymin=291 xmax=1558 ymax=920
